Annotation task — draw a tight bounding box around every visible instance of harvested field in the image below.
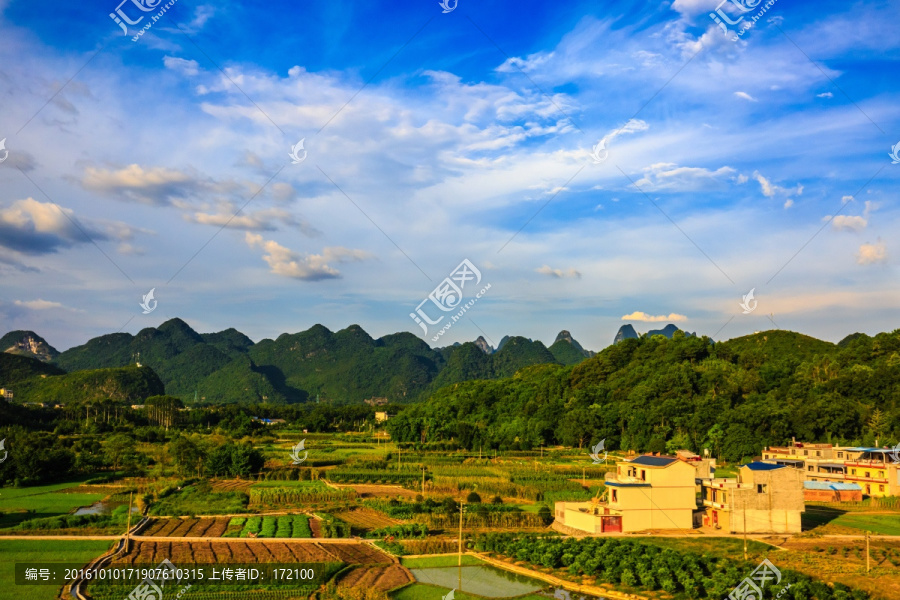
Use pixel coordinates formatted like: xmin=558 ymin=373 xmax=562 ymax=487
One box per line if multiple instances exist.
xmin=336 ymin=564 xmax=414 ymax=592
xmin=777 ymin=537 xmax=900 ymax=600
xmin=309 ymin=517 xmax=322 ymax=538
xmin=333 ymin=507 xmax=400 ymax=530
xmin=211 ymin=480 xmax=254 ymax=493
xmin=333 ymin=484 xmax=420 ymax=499
xmin=140 ymin=517 xmax=230 ymax=537
xmin=110 ymin=540 xmax=392 ymax=566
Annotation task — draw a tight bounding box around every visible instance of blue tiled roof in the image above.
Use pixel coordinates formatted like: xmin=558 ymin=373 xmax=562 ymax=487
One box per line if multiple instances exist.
xmin=629 ymin=455 xmax=678 ymax=467
xmin=742 ymin=461 xmax=785 ymax=471
xmin=804 ymin=481 xmax=862 ymax=491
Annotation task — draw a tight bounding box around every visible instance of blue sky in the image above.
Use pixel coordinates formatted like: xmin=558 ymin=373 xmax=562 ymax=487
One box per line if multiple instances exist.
xmin=0 ymin=0 xmax=898 ymax=352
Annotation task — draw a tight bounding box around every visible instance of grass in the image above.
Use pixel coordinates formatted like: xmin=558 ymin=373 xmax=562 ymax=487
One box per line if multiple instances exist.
xmin=148 ymin=486 xmax=248 ymax=516
xmin=391 ymin=583 xmax=546 ymax=600
xmin=0 ymin=539 xmax=112 ymax=600
xmin=400 ymin=556 xmax=484 ymax=568
xmin=803 ymin=508 xmax=900 ymax=536
xmin=0 ymin=480 xmax=106 ymax=529
xmin=638 ymin=536 xmax=773 ymax=559
xmin=251 ymin=479 xmax=331 ymax=488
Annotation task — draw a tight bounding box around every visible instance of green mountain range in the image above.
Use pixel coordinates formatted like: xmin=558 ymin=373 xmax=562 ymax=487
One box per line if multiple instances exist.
xmin=1 ymin=319 xmax=595 ymax=404
xmin=385 ymin=328 xmax=900 ymax=460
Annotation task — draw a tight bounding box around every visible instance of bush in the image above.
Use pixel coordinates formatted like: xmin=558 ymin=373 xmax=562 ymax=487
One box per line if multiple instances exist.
xmin=466 ymin=491 xmax=481 ymax=503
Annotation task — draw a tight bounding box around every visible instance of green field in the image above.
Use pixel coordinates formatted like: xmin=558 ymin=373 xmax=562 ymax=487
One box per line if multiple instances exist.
xmin=400 ymin=556 xmax=484 ymax=568
xmin=391 ymin=583 xmax=547 ymax=600
xmin=0 ymin=481 xmax=105 ymax=529
xmin=803 ymin=509 xmax=900 ymax=536
xmin=0 ymin=539 xmax=112 ymax=600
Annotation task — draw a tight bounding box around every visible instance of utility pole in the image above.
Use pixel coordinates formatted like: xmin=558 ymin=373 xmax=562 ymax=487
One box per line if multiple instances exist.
xmin=458 ymin=502 xmax=464 ymax=592
xmin=743 ymin=503 xmax=748 ymax=561
xmin=125 ymin=491 xmax=134 ymax=546
xmin=866 ymin=530 xmax=870 ymax=572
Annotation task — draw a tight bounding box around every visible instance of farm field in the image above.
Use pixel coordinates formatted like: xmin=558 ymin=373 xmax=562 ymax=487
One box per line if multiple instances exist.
xmin=777 ymin=537 xmax=900 ymax=600
xmin=803 ymin=506 xmax=900 ymax=535
xmin=0 ymin=539 xmax=113 ymax=600
xmin=141 ymin=517 xmax=231 ymax=537
xmin=334 ymin=507 xmax=402 ymax=531
xmin=0 ymin=480 xmax=108 ymax=529
xmin=110 ymin=540 xmax=392 ymax=565
xmin=335 ymin=564 xmax=415 ymax=592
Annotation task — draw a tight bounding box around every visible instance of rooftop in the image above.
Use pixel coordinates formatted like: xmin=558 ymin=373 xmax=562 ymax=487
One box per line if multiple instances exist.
xmin=803 ymin=481 xmax=862 ymax=491
xmin=743 ymin=461 xmax=786 ymax=471
xmin=628 ymin=455 xmax=678 ymax=467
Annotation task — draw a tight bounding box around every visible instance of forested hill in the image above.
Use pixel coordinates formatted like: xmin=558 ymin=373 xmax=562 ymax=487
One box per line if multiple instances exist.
xmin=385 ymin=329 xmax=900 ymax=461
xmin=19 ymin=319 xmax=593 ymax=404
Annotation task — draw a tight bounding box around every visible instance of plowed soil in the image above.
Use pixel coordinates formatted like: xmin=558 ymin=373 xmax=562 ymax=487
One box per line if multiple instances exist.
xmin=337 ymin=564 xmax=414 ymax=591
xmin=141 ymin=518 xmax=230 ymax=537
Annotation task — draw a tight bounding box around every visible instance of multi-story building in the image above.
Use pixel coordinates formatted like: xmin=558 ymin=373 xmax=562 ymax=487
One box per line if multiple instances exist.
xmin=698 ymin=462 xmax=805 ymax=533
xmin=761 ymin=440 xmax=900 ymax=498
xmin=555 ymin=455 xmax=698 ymax=533
xmin=843 ymin=448 xmax=899 ymax=497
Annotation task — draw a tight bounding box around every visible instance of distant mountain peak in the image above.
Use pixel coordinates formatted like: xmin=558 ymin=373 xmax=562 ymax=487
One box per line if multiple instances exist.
xmin=646 ymin=323 xmax=696 ymax=339
xmin=614 ymin=324 xmax=639 ymax=345
xmin=474 ymin=336 xmax=493 ymax=354
xmin=0 ymin=330 xmax=59 ymax=362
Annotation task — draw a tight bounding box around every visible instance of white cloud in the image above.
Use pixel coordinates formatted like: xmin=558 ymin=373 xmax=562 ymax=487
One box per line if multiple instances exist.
xmin=857 ymin=240 xmax=887 ymax=265
xmin=831 ymin=215 xmax=866 ymax=232
xmin=163 ymin=56 xmax=200 ymax=76
xmin=734 ymin=91 xmax=758 ymax=102
xmin=536 ymin=265 xmax=582 ymax=279
xmin=0 ymin=198 xmax=114 ymax=255
xmin=621 ymin=311 xmax=688 ymax=322
xmin=670 ymin=0 xmax=720 ymax=18
xmin=635 ymin=162 xmax=736 ymax=190
xmin=14 ymin=299 xmax=64 ymax=310
xmin=827 ymin=200 xmax=877 ymax=232
xmin=245 ymin=233 xmax=372 ymax=281
xmin=753 ymin=171 xmax=803 ymax=202
xmin=817 ymin=92 xmax=834 ymax=98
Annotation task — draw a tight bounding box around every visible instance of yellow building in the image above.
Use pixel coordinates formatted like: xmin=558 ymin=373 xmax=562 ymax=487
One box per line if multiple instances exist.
xmin=843 ymin=449 xmax=899 ymax=497
xmin=761 ymin=441 xmax=900 ymax=498
xmin=555 ymin=455 xmax=697 ymax=534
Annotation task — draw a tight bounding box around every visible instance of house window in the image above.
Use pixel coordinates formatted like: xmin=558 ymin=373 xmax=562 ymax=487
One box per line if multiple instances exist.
xmin=879 ymin=485 xmax=885 ymax=492
xmin=803 ymin=450 xmax=808 ymax=456
xmin=837 ymin=452 xmax=843 ymax=458
xmin=640 ymin=470 xmax=646 ymax=481
xmin=612 ymin=489 xmax=617 ymax=503
xmin=878 ymin=471 xmax=884 ymax=478
xmin=816 ymin=451 xmax=821 ymax=457
xmin=808 ymin=466 xmax=814 ymax=472
xmin=865 ymin=472 xmax=871 ymax=478
xmin=851 ymin=469 xmax=856 ymax=475
xmin=757 ymin=484 xmax=767 ymax=493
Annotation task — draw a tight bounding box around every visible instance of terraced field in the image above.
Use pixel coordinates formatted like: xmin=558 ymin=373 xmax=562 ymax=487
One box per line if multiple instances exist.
xmin=142 ymin=517 xmax=230 ymax=537
xmin=336 ymin=564 xmax=414 ymax=592
xmin=110 ymin=540 xmax=392 ymax=565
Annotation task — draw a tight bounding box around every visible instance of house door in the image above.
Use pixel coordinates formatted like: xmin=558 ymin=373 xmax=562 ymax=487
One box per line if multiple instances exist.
xmin=712 ymin=511 xmax=718 ymax=526
xmin=603 ymin=516 xmax=622 ymax=533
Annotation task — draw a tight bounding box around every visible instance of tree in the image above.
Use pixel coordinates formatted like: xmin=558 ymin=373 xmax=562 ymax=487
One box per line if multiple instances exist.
xmin=104 ymin=434 xmax=133 ymax=471
xmin=466 ymin=491 xmax=481 ymax=503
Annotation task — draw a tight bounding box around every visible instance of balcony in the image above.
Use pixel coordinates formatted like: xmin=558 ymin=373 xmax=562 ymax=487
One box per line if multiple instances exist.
xmin=846 ymin=459 xmax=889 ymax=468
xmin=702 ymin=499 xmax=729 ymax=509
xmin=605 ymin=473 xmax=647 ymax=485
